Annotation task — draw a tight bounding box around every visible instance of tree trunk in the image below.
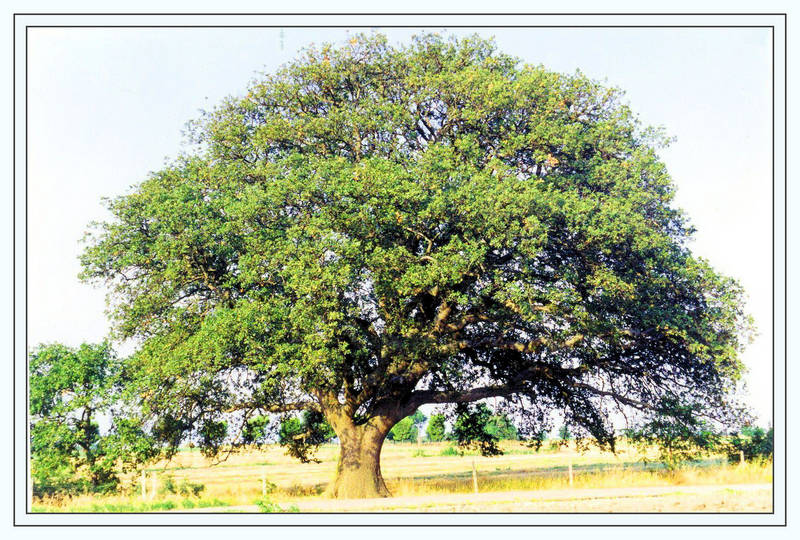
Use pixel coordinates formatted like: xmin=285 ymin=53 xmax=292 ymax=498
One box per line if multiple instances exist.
xmin=326 ymin=418 xmax=392 ymax=499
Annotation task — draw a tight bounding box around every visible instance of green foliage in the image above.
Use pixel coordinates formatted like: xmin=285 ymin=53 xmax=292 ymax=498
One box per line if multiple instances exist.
xmin=90 ymin=500 xmax=177 ymax=512
xmin=726 ymin=426 xmax=773 ymax=462
xmin=452 ymin=403 xmax=502 ymax=456
xmin=549 ymin=424 xmax=572 ymax=449
xmin=254 ymin=497 xmax=300 ymax=513
xmin=521 ymin=429 xmax=548 ymax=452
xmin=29 ymin=342 xmax=129 ymax=496
xmin=278 ymin=410 xmax=336 ymax=462
xmin=626 ymin=398 xmax=721 ymax=470
xmin=242 ymin=415 xmax=271 ymax=445
xmin=32 ymin=498 xmax=229 ymax=513
xmin=426 ymin=413 xmax=447 ymax=442
xmin=485 ymin=413 xmax=519 ymax=440
xmin=410 ymin=409 xmax=427 ymax=425
xmin=439 ymin=445 xmax=460 ymax=456
xmin=80 ymin=32 xmax=751 ymax=464
xmin=388 ymin=417 xmax=419 ymax=442
xmin=261 ymin=479 xmax=278 ymax=495
xmin=388 ymin=409 xmax=427 ymax=442
xmin=159 ymin=475 xmax=206 ymax=497
xmin=99 ymin=417 xmax=160 ymax=472
xmin=198 ymin=420 xmax=228 ymax=456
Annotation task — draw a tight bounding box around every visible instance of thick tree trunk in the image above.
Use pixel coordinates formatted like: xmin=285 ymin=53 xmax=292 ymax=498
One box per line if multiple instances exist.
xmin=326 ymin=418 xmax=392 ymax=499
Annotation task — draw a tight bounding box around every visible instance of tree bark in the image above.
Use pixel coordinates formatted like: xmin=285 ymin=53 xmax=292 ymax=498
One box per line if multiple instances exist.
xmin=326 ymin=415 xmax=393 ymax=499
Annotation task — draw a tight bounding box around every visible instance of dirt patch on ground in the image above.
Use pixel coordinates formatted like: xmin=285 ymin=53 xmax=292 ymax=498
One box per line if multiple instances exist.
xmin=181 ymin=482 xmax=771 ymax=513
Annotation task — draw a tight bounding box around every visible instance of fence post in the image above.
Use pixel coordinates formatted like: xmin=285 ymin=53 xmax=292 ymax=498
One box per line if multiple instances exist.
xmin=568 ymin=459 xmax=574 ymax=487
xmin=150 ymin=472 xmax=157 ymax=500
xmin=141 ymin=470 xmax=147 ymax=500
xmin=472 ymin=457 xmax=479 ymax=494
xmin=739 ymin=451 xmax=745 ymax=466
xmin=261 ymin=472 xmax=267 ymax=497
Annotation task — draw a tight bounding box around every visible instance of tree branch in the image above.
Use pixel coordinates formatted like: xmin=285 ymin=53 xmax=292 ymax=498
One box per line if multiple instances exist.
xmin=223 ymin=400 xmax=318 ymax=414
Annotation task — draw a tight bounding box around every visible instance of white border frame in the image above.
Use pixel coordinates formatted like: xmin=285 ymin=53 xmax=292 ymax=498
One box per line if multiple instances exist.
xmin=10 ymin=11 xmax=788 ymax=528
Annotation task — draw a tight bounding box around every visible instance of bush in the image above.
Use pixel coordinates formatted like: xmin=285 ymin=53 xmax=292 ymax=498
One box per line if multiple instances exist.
xmin=282 ymin=483 xmax=321 ymax=497
xmin=159 ymin=476 xmax=205 ymax=497
xmin=726 ymin=426 xmax=773 ymax=462
xmin=254 ymin=497 xmax=300 ymax=513
xmin=626 ymin=398 xmax=720 ymax=470
xmin=439 ymin=445 xmax=460 ymax=456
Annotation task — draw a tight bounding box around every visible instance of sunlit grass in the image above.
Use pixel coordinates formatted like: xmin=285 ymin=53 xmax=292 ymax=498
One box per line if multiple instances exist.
xmin=387 ymin=459 xmax=771 ymax=497
xmin=31 ymin=494 xmax=230 ymax=513
xmin=30 ymin=440 xmax=772 ymax=512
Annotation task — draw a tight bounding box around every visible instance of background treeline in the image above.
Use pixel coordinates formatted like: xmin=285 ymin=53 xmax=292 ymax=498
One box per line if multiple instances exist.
xmin=29 ymin=341 xmax=773 ymax=498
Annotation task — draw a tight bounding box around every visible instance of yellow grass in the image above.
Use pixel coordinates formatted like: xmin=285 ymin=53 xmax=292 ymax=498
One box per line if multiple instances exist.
xmin=31 ymin=440 xmax=772 ymax=512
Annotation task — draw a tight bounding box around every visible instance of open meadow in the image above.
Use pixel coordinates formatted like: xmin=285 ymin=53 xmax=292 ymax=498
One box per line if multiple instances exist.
xmin=31 ymin=440 xmax=772 ymax=513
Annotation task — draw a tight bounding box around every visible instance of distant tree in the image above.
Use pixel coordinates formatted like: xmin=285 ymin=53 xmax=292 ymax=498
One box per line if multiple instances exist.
xmin=486 ymin=413 xmax=519 ymax=440
xmin=452 ymin=403 xmax=502 ymax=456
xmin=410 ymin=409 xmax=427 ymax=426
xmin=387 ymin=417 xmax=418 ymax=443
xmin=426 ymin=413 xmax=447 ymax=442
xmin=625 ymin=398 xmax=721 ymax=469
xmin=80 ymin=33 xmax=752 ymax=498
xmin=388 ymin=409 xmax=426 ymax=442
xmin=29 ymin=342 xmax=156 ymax=495
xmin=726 ymin=426 xmax=773 ymax=463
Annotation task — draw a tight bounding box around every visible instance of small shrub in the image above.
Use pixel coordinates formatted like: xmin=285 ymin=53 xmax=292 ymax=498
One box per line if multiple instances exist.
xmin=254 ymin=497 xmax=297 ymax=513
xmin=159 ymin=476 xmax=177 ymax=495
xmin=262 ymin=479 xmax=278 ymax=495
xmin=726 ymin=426 xmax=773 ymax=462
xmin=282 ymin=482 xmax=321 ymax=497
xmin=159 ymin=475 xmax=205 ymax=497
xmin=439 ymin=445 xmax=460 ymax=456
xmin=412 ymin=448 xmax=427 ymax=457
xmin=150 ymin=500 xmax=177 ymax=511
xmin=195 ymin=498 xmax=228 ymax=508
xmin=626 ymin=399 xmax=720 ymax=470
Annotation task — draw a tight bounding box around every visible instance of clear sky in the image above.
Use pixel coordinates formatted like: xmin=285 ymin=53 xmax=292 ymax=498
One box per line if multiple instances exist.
xmin=26 ymin=27 xmax=773 ymax=423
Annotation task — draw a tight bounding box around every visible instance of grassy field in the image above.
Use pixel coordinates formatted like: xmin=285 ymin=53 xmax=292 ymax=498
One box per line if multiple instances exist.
xmin=31 ymin=440 xmax=772 ymax=513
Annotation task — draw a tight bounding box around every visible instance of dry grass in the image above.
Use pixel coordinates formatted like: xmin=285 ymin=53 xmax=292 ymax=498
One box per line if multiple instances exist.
xmin=387 ymin=459 xmax=771 ymax=497
xmin=31 ymin=440 xmax=772 ymax=512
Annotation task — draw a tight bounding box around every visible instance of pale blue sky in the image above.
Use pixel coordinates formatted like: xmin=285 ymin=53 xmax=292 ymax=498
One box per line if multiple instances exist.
xmin=27 ymin=27 xmax=773 ymax=422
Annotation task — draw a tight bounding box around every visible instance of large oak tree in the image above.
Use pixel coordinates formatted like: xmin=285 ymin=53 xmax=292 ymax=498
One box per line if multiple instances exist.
xmin=81 ymin=34 xmax=751 ymax=498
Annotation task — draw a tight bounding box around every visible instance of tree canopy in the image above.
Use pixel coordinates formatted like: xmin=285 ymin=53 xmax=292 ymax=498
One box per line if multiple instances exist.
xmin=426 ymin=413 xmax=447 ymax=442
xmin=29 ymin=342 xmax=157 ymax=495
xmin=80 ymin=33 xmax=751 ymax=498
